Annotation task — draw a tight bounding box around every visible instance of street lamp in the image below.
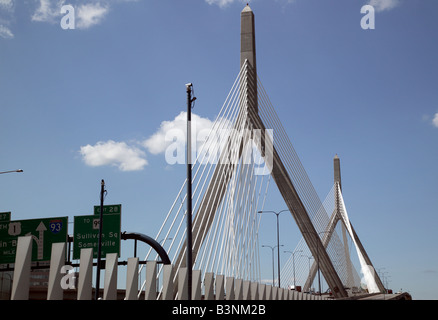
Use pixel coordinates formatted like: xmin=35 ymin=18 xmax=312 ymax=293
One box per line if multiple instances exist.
xmin=0 ymin=169 xmax=23 ymax=174
xmin=301 ymin=254 xmax=313 ymax=291
xmin=258 ymin=209 xmax=289 ymax=287
xmin=284 ymin=250 xmax=302 ymax=289
xmin=262 ymin=244 xmax=283 ymax=286
xmin=303 ymin=230 xmax=330 ymax=295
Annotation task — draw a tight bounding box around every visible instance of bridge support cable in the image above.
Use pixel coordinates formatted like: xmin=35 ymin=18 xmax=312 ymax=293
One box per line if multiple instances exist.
xmin=279 ymin=184 xmax=362 ymax=293
xmin=146 ymin=61 xmax=355 ymax=298
xmin=336 ymin=183 xmax=385 ymax=293
xmin=137 ymin=5 xmax=381 ymax=300
xmin=137 ymin=65 xmax=246 ymax=294
xmin=280 ymin=181 xmax=385 ymax=295
xmin=252 ymin=77 xmax=353 ymax=297
xmin=138 ymin=62 xmax=270 ymax=298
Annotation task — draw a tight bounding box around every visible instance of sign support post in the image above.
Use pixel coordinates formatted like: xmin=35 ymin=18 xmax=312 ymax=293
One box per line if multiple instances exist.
xmin=95 ymin=179 xmax=106 ymax=300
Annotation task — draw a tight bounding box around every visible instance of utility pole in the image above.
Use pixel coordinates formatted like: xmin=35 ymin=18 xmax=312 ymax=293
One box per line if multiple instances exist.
xmin=95 ymin=179 xmax=106 ymax=300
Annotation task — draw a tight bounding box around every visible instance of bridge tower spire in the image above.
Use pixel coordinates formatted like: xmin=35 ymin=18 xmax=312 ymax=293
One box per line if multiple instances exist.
xmin=334 ymin=154 xmax=342 ymax=190
xmin=304 ymin=154 xmax=386 ymax=293
xmin=240 ymin=4 xmax=258 ymax=114
xmin=240 ymin=4 xmax=256 ymax=70
xmin=173 ymin=5 xmax=349 ymax=298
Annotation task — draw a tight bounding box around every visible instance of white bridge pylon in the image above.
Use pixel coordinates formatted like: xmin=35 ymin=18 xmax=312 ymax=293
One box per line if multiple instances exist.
xmin=141 ymin=5 xmax=384 ymax=299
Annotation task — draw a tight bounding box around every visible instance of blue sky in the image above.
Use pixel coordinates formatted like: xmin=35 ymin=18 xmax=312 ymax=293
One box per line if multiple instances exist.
xmin=1 ymin=0 xmax=437 ymax=300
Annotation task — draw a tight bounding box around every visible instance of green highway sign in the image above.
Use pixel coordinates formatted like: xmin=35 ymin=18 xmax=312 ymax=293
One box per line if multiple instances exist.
xmin=0 ymin=212 xmax=11 ymax=222
xmin=73 ymin=213 xmax=121 ymax=260
xmin=0 ymin=217 xmax=68 ymax=264
xmin=94 ymin=204 xmax=121 ymax=215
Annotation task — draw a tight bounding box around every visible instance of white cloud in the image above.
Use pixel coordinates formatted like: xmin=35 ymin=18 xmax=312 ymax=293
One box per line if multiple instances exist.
xmin=205 ymin=0 xmax=240 ymax=8
xmin=432 ymin=113 xmax=438 ymax=128
xmin=0 ymin=24 xmax=13 ymax=38
xmin=0 ymin=0 xmax=13 ymax=10
xmin=0 ymin=0 xmax=14 ymax=39
xmin=205 ymin=0 xmax=296 ymax=8
xmin=367 ymin=0 xmax=400 ymax=12
xmin=142 ymin=111 xmax=216 ymax=155
xmin=76 ymin=3 xmax=109 ymax=29
xmin=31 ymin=0 xmax=64 ymax=23
xmin=80 ymin=140 xmax=148 ymax=171
xmin=30 ymin=1 xmax=109 ymax=29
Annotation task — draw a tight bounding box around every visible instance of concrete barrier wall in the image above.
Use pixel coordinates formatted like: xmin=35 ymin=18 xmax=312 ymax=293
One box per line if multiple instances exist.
xmin=9 ymin=239 xmax=331 ymax=300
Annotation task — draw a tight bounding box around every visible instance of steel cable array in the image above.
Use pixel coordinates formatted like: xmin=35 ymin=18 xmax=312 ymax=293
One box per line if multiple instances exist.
xmin=139 ymin=61 xmax=366 ymax=297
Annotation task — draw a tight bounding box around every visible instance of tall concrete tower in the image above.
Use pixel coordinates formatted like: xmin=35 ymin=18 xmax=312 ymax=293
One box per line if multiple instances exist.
xmin=240 ymin=4 xmax=256 ymax=70
xmin=334 ymin=154 xmax=342 ymax=190
xmin=240 ymin=4 xmax=258 ymax=114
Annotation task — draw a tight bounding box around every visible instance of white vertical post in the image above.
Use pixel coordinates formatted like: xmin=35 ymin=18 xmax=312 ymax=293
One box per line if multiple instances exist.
xmin=11 ymin=236 xmax=32 ymax=300
xmin=277 ymin=287 xmax=283 ymax=300
xmin=204 ymin=272 xmax=214 ymax=300
xmin=250 ymin=282 xmax=259 ymax=300
xmin=265 ymin=285 xmax=272 ymax=300
xmin=145 ymin=261 xmax=157 ymax=300
xmin=215 ymin=275 xmax=225 ymax=300
xmin=125 ymin=257 xmax=139 ymax=300
xmin=259 ymin=284 xmax=266 ymax=300
xmin=235 ymin=279 xmax=243 ymax=300
xmin=225 ymin=277 xmax=235 ymax=300
xmin=103 ymin=253 xmax=118 ymax=300
xmin=161 ymin=264 xmax=174 ymax=300
xmin=47 ymin=242 xmax=66 ymax=300
xmin=192 ymin=270 xmax=202 ymax=300
xmin=242 ymin=281 xmax=251 ymax=300
xmin=77 ymin=248 xmax=93 ymax=300
xmin=178 ymin=267 xmax=188 ymax=300
xmin=272 ymin=286 xmax=278 ymax=300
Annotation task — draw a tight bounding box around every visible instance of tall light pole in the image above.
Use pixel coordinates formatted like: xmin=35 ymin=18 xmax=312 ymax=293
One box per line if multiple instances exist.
xmin=258 ymin=209 xmax=289 ymax=287
xmin=284 ymin=250 xmax=302 ymax=289
xmin=0 ymin=169 xmax=23 ymax=174
xmin=186 ymin=82 xmax=196 ymax=300
xmin=303 ymin=230 xmax=330 ymax=295
xmin=301 ymin=254 xmax=313 ymax=291
xmin=262 ymin=244 xmax=283 ymax=286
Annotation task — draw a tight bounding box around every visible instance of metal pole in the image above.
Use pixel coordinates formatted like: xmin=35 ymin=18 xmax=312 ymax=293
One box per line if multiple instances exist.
xmin=259 ymin=210 xmax=288 ymax=287
xmin=262 ymin=245 xmax=275 ymax=286
xmin=95 ymin=179 xmax=105 ymax=300
xmin=186 ymin=83 xmax=193 ymax=300
xmin=276 ymin=213 xmax=281 ymax=287
xmin=286 ymin=250 xmax=302 ymax=289
xmin=317 ymin=240 xmax=321 ymax=295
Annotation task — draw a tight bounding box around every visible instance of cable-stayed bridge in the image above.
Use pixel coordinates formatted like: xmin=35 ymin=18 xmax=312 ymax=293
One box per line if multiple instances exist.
xmin=140 ymin=4 xmax=386 ymax=300
xmin=7 ymin=5 xmax=409 ymax=302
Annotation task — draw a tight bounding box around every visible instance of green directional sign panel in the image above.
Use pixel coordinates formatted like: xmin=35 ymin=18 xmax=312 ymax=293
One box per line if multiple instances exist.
xmin=94 ymin=204 xmax=121 ymax=215
xmin=73 ymin=213 xmax=121 ymax=260
xmin=0 ymin=212 xmax=11 ymax=222
xmin=0 ymin=217 xmax=68 ymax=264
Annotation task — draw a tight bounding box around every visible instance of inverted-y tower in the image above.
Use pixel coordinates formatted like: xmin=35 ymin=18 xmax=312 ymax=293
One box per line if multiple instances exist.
xmin=334 ymin=155 xmax=385 ymax=292
xmin=240 ymin=5 xmax=348 ymax=297
xmin=175 ymin=5 xmax=350 ymax=298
